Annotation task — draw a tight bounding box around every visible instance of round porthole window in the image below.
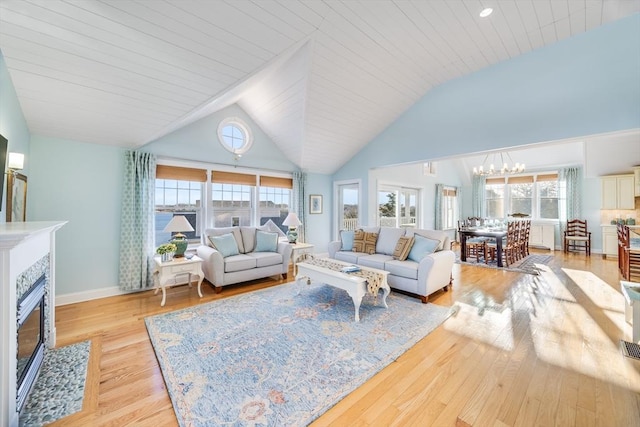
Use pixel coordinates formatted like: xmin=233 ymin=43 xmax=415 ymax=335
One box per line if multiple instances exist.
xmin=217 ymin=117 xmax=253 ymax=155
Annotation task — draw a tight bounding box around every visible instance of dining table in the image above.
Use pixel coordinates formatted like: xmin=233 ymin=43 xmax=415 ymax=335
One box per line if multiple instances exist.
xmin=459 ymin=227 xmax=508 ymax=267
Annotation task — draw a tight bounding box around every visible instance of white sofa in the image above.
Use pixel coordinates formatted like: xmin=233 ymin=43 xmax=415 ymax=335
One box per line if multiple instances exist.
xmin=328 ymin=226 xmax=455 ymax=303
xmin=197 ymin=226 xmax=293 ymax=292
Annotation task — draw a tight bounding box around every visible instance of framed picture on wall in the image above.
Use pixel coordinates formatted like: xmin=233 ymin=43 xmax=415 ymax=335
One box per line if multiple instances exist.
xmin=309 ymin=194 xmax=322 ymax=214
xmin=6 ymin=172 xmax=27 ymax=222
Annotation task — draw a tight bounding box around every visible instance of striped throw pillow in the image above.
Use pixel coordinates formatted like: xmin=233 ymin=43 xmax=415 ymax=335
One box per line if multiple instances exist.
xmin=352 ymin=229 xmax=378 ymax=254
xmin=392 ymin=236 xmax=414 ymax=260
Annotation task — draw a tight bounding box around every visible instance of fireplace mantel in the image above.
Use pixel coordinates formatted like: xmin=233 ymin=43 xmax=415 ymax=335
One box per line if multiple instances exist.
xmin=0 ymin=221 xmax=66 ymax=427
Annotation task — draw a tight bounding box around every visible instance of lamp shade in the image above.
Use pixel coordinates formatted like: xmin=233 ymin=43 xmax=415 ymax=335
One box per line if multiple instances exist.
xmin=7 ymin=152 xmax=24 ymax=170
xmin=282 ymin=212 xmax=302 ymax=227
xmin=163 ymin=215 xmax=194 ymax=233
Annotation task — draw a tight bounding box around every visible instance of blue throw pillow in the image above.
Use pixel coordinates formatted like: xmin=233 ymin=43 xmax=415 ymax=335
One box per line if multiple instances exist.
xmin=340 ymin=230 xmax=355 ymax=251
xmin=407 ymin=234 xmax=440 ymax=262
xmin=208 ymin=233 xmax=240 ymax=258
xmin=255 ymin=230 xmax=278 ymax=252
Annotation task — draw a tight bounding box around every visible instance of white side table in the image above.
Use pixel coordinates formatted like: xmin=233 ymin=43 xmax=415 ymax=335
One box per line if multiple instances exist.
xmin=290 ymin=243 xmax=314 ymax=275
xmin=153 ymin=255 xmax=204 ymax=307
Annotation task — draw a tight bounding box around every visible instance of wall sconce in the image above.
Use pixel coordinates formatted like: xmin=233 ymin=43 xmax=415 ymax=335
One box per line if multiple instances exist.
xmin=7 ymin=152 xmax=24 ymax=171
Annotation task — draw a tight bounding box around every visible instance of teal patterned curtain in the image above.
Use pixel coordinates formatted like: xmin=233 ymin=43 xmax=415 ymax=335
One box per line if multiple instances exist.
xmin=293 ymin=171 xmax=307 ymax=243
xmin=434 ymin=184 xmax=444 ymax=230
xmin=559 ymin=166 xmax=582 ymax=237
xmin=119 ymin=151 xmax=157 ymax=291
xmin=472 ymin=175 xmax=486 ymax=217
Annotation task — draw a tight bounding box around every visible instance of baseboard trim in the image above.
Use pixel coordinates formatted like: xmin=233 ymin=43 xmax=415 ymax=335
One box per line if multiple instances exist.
xmin=55 ymin=286 xmax=139 ymax=306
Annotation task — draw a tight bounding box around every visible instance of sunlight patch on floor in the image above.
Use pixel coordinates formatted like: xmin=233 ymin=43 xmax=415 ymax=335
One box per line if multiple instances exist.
xmin=528 ymin=267 xmax=640 ymax=390
xmin=562 ymin=268 xmax=625 ymax=313
xmin=443 ymin=300 xmax=515 ymax=352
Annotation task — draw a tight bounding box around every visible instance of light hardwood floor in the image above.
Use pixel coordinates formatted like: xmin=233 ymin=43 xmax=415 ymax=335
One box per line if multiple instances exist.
xmin=49 ymin=249 xmax=640 ymax=426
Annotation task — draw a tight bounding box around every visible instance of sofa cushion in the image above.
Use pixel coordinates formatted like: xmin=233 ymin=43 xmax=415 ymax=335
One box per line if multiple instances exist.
xmin=208 ymin=233 xmax=240 ymax=258
xmin=246 ymin=251 xmax=283 ymax=268
xmin=340 ymin=230 xmax=355 ymax=251
xmin=385 ymin=259 xmax=419 ymax=280
xmin=353 ymin=229 xmax=378 ymax=254
xmin=224 ymin=254 xmax=256 ymax=272
xmin=376 ymin=227 xmax=406 ymax=255
xmin=335 ymin=251 xmax=364 ymax=264
xmin=392 ymin=236 xmax=414 ymax=260
xmin=255 ymin=230 xmax=278 ymax=252
xmin=407 ymin=234 xmax=440 ymax=262
xmin=358 ymin=254 xmax=393 ymax=270
xmin=205 ymin=227 xmax=244 ymax=253
xmin=240 ymin=227 xmax=258 ymax=253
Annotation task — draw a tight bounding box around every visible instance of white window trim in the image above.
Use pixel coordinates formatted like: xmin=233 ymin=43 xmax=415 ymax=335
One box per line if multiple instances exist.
xmin=217 ymin=117 xmax=254 ymax=155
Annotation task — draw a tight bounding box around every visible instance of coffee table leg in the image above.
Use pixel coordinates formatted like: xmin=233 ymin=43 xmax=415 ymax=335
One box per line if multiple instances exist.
xmin=295 ymin=274 xmax=309 ymax=295
xmin=346 ymin=289 xmax=364 ymax=322
xmin=380 ymin=286 xmax=390 ymax=309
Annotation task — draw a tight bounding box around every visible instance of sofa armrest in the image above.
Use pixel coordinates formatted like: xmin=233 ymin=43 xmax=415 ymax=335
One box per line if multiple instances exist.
xmin=328 ymin=241 xmax=342 ymax=258
xmin=196 ymin=245 xmax=225 ymax=286
xmin=416 ymin=250 xmax=455 ymax=296
xmin=277 ymin=242 xmax=293 ymax=274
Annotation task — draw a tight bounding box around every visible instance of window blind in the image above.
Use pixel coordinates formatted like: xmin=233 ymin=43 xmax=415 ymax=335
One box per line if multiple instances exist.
xmin=507 ymin=176 xmax=534 ymax=184
xmin=260 ymin=176 xmax=293 ymax=189
xmin=156 ymin=165 xmax=207 ymax=182
xmin=211 ymin=171 xmax=256 ymax=185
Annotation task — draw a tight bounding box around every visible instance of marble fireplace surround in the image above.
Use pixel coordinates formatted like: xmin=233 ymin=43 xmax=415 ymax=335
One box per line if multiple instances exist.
xmin=0 ymin=221 xmax=66 ymax=427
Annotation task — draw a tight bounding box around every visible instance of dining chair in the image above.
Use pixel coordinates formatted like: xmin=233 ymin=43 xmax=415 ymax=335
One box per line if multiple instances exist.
xmin=458 ymin=220 xmax=487 ymax=263
xmin=564 ymin=219 xmax=591 ymax=255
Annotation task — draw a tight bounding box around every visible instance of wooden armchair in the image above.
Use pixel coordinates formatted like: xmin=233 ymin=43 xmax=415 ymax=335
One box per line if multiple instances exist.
xmin=564 ymin=219 xmax=591 ymax=255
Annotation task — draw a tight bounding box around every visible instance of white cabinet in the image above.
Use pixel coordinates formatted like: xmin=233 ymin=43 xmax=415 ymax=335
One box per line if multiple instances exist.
xmin=602 ymin=225 xmax=618 ymax=258
xmin=601 ymin=174 xmax=635 ymax=210
xmin=634 ymin=167 xmax=640 ymax=197
xmin=529 ymin=223 xmax=555 ymax=251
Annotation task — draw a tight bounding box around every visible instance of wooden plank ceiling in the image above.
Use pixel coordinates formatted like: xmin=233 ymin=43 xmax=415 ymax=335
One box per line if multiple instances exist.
xmin=0 ymin=0 xmax=638 ymax=174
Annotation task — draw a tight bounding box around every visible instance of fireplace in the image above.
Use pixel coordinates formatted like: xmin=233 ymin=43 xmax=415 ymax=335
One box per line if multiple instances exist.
xmin=16 ymin=273 xmax=46 ymax=412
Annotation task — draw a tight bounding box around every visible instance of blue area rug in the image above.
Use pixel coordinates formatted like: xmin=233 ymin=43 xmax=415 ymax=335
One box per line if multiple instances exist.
xmin=145 ymin=282 xmax=452 ymax=426
xmin=19 ymin=340 xmax=90 ymax=426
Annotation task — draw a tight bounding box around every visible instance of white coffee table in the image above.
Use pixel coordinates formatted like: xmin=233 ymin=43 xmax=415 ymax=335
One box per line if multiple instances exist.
xmin=295 ymin=260 xmax=390 ymax=322
xmin=153 ymin=255 xmax=204 ymax=306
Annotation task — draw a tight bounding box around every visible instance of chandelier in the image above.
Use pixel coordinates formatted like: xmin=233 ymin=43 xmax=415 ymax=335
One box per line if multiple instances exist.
xmin=473 ymin=152 xmax=525 ymax=176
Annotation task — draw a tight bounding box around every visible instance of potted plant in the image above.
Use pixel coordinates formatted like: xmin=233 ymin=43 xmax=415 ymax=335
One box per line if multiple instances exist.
xmin=156 ymin=243 xmax=177 ymax=262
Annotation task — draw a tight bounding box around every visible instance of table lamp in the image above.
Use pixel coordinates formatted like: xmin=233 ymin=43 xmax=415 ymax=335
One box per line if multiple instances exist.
xmin=282 ymin=212 xmax=302 ymax=243
xmin=163 ymin=215 xmax=194 ymax=257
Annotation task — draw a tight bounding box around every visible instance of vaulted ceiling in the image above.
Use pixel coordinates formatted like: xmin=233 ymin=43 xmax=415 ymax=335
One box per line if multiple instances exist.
xmin=1 ymin=1 xmax=638 ymax=174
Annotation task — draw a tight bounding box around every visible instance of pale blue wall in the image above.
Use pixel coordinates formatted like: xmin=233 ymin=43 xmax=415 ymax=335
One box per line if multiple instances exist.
xmin=29 ymin=136 xmax=125 ymax=295
xmin=0 ymin=51 xmax=31 ymax=222
xmin=333 ymin=14 xmax=640 ymax=223
xmin=143 ymin=104 xmax=297 ymax=171
xmin=305 ymin=173 xmax=333 ymax=253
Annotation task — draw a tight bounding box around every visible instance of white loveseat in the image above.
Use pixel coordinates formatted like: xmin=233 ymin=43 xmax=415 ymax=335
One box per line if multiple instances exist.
xmin=328 ymin=226 xmax=455 ymax=303
xmin=197 ymin=226 xmax=293 ymax=292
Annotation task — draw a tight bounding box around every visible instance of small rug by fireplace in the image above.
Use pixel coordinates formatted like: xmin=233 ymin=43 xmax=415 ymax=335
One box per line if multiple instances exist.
xmin=145 ymin=282 xmax=453 ymax=426
xmin=19 ymin=340 xmax=91 ymax=426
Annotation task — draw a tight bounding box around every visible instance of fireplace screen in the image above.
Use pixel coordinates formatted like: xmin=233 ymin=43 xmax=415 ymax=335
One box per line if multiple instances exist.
xmin=16 ymin=274 xmax=45 ymax=412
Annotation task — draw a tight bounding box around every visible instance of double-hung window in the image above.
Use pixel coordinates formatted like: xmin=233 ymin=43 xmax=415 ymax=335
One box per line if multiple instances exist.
xmin=155 ymin=166 xmax=206 ymax=245
xmin=211 ymin=171 xmax=255 ymax=227
xmin=484 ymin=173 xmax=559 ymax=220
xmin=259 ymin=176 xmax=292 ymax=234
xmin=441 ymin=187 xmax=458 ymax=230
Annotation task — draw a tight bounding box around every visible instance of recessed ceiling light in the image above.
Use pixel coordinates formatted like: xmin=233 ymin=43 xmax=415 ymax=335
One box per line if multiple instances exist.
xmin=479 ymin=7 xmax=493 ymax=18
